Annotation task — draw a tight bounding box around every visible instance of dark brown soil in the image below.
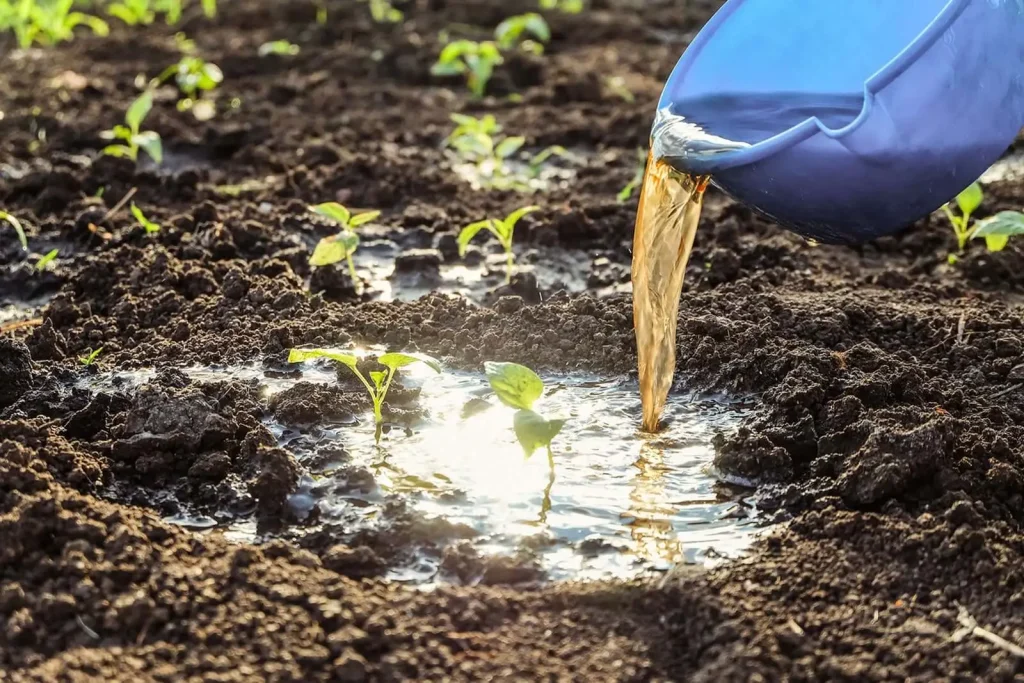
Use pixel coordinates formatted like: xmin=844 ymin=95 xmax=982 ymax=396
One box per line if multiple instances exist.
xmin=3 ymin=0 xmax=1024 ymax=680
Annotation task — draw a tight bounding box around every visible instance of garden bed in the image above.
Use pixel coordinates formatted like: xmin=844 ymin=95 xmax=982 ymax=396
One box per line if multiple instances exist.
xmin=3 ymin=0 xmax=1024 ymax=679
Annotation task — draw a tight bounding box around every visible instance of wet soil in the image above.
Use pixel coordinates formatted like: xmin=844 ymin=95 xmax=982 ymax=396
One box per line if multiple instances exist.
xmin=3 ymin=0 xmax=1024 ymax=679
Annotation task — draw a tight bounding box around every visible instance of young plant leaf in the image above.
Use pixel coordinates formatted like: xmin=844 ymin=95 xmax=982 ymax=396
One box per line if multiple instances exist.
xmin=288 ymin=348 xmax=359 ymax=368
xmin=512 ymin=409 xmax=565 ymax=458
xmin=312 ymin=202 xmax=351 ymax=227
xmin=956 ymin=182 xmax=984 ymax=216
xmin=971 ymin=211 xmax=1024 ymax=240
xmin=370 ymin=370 xmax=387 ymax=390
xmin=134 ymin=131 xmax=163 ymax=164
xmin=494 ymin=136 xmax=525 ymax=159
xmin=79 ymin=347 xmax=103 ymax=366
xmin=485 ymin=361 xmax=544 ymax=410
xmin=130 ymin=203 xmax=161 ymax=233
xmin=457 ymin=220 xmax=495 ymax=257
xmin=349 ymin=210 xmax=381 ymax=228
xmin=379 ymin=352 xmax=442 ymax=374
xmin=310 ymin=232 xmax=359 ymax=267
xmin=35 ymin=249 xmax=59 ymax=272
xmin=501 ymin=205 xmax=540 ymax=231
xmin=125 ymin=90 xmax=153 ymax=131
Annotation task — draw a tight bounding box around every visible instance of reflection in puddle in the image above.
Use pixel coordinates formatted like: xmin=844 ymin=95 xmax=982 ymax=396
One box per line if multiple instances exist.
xmin=83 ymin=359 xmax=760 ymax=583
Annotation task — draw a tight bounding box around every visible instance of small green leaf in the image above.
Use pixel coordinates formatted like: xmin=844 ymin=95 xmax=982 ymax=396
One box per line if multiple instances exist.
xmin=288 ymin=348 xmax=359 ymax=368
xmin=310 ymin=232 xmax=359 ymax=267
xmin=523 ymin=14 xmax=551 ymax=42
xmin=955 ymin=182 xmax=983 ymax=216
xmin=79 ymin=347 xmax=103 ymax=366
xmin=437 ymin=40 xmax=474 ymax=63
xmin=495 ymin=136 xmax=525 ymax=159
xmin=512 ymin=409 xmax=565 ymax=458
xmin=102 ymin=144 xmax=131 ymax=159
xmin=369 ymin=370 xmax=387 ymax=390
xmin=985 ymin=234 xmax=1010 ymax=252
xmin=485 ymin=361 xmax=544 ymax=410
xmin=35 ymin=248 xmax=58 ymax=272
xmin=311 ymin=202 xmax=351 ymax=227
xmin=972 ymin=211 xmax=1024 ymax=240
xmin=431 ymin=61 xmax=467 ymax=76
xmin=457 ymin=220 xmax=495 ymax=256
xmin=134 ymin=131 xmax=163 ymax=164
xmin=378 ymin=352 xmax=442 ymax=374
xmin=125 ymin=90 xmax=153 ymax=131
xmin=348 ymin=210 xmax=381 ymax=228
xmin=258 ymin=40 xmax=300 ymax=57
xmin=130 ymin=203 xmax=161 ymax=233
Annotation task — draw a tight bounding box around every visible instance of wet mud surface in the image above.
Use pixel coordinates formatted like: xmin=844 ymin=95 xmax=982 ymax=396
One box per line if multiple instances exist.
xmin=3 ymin=0 xmax=1024 ymax=679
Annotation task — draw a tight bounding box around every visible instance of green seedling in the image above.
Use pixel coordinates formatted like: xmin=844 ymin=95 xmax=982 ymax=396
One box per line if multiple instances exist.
xmin=495 ymin=12 xmax=550 ymax=54
xmin=35 ymin=248 xmax=58 ymax=272
xmin=539 ymin=0 xmax=583 ymax=12
xmin=79 ymin=347 xmax=103 ymax=366
xmin=431 ymin=39 xmax=503 ymax=99
xmin=445 ymin=113 xmax=551 ymax=192
xmin=526 ymin=144 xmax=566 ymax=179
xmin=130 ymin=203 xmax=161 ymax=233
xmin=484 ymin=361 xmax=566 ymax=472
xmin=156 ymin=33 xmax=222 ymax=120
xmin=288 ymin=348 xmax=441 ymax=443
xmin=106 ymin=0 xmax=156 ymax=25
xmin=101 ymin=90 xmax=163 ymax=164
xmin=458 ymin=206 xmax=539 ymax=283
xmin=258 ymin=39 xmax=299 ymax=56
xmin=0 ymin=0 xmax=109 ymax=48
xmin=604 ymin=75 xmax=634 ymax=103
xmin=940 ymin=182 xmax=1024 ymax=262
xmin=308 ymin=202 xmax=380 ymax=283
xmin=617 ymin=147 xmax=647 ymax=203
xmin=364 ymin=0 xmax=401 ymax=22
xmin=1 ymin=211 xmax=28 ymax=251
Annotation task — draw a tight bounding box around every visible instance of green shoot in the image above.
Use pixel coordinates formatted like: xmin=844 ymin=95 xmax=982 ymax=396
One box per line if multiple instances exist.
xmin=0 ymin=211 xmax=28 ymax=251
xmin=431 ymin=40 xmax=503 ymax=99
xmin=458 ymin=206 xmax=539 ymax=283
xmin=364 ymin=0 xmax=401 ymax=22
xmin=495 ymin=13 xmax=550 ymax=54
xmin=106 ymin=0 xmax=156 ymax=25
xmin=445 ymin=114 xmax=553 ymax=192
xmin=35 ymin=248 xmax=58 ymax=272
xmin=79 ymin=347 xmax=103 ymax=366
xmin=130 ymin=203 xmax=161 ymax=233
xmin=156 ymin=33 xmax=223 ymax=121
xmin=604 ymin=76 xmax=634 ymax=103
xmin=258 ymin=39 xmax=300 ymax=57
xmin=539 ymin=0 xmax=583 ymax=12
xmin=942 ymin=182 xmax=984 ymax=253
xmin=526 ymin=145 xmax=566 ymax=179
xmin=1 ymin=0 xmax=109 ymax=49
xmin=617 ymin=147 xmax=647 ymax=203
xmin=101 ymin=90 xmax=163 ymax=165
xmin=308 ymin=203 xmax=380 ymax=283
xmin=484 ymin=361 xmax=566 ymax=472
xmin=288 ymin=348 xmax=441 ymax=444
xmin=313 ymin=0 xmax=327 ymax=24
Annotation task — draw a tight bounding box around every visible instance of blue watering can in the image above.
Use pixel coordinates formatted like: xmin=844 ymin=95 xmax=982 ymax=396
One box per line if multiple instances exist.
xmin=633 ymin=0 xmax=1024 ymax=431
xmin=653 ymin=0 xmax=1024 ymax=244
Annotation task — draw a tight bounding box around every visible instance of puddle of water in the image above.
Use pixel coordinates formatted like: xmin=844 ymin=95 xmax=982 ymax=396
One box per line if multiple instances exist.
xmin=82 ymin=359 xmax=759 ymax=583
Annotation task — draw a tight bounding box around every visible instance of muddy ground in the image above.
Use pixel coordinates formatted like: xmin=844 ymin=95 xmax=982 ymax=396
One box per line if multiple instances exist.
xmin=3 ymin=0 xmax=1024 ymax=680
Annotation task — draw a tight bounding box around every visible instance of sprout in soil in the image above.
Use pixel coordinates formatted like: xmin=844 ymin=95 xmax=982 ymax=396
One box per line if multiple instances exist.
xmin=35 ymin=249 xmax=58 ymax=272
xmin=101 ymin=90 xmax=163 ymax=165
xmin=445 ymin=114 xmax=556 ymax=192
xmin=131 ymin=203 xmax=161 ymax=234
xmin=79 ymin=347 xmax=103 ymax=366
xmin=258 ymin=39 xmax=300 ymax=57
xmin=495 ymin=13 xmax=550 ymax=54
xmin=431 ymin=39 xmax=503 ymax=99
xmin=484 ymin=361 xmax=566 ymax=476
xmin=539 ymin=0 xmax=583 ymax=13
xmin=1 ymin=211 xmax=28 ymax=251
xmin=288 ymin=348 xmax=441 ymax=444
xmin=1 ymin=0 xmax=109 ymax=48
xmin=458 ymin=205 xmax=540 ymax=283
xmin=108 ymin=0 xmax=217 ymax=24
xmin=308 ymin=202 xmax=381 ymax=284
xmin=156 ymin=33 xmax=223 ymax=121
xmin=526 ymin=145 xmax=566 ymax=180
xmin=941 ymin=182 xmax=1023 ymax=262
xmin=365 ymin=0 xmax=402 ymax=23
xmin=617 ymin=147 xmax=647 ymax=203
